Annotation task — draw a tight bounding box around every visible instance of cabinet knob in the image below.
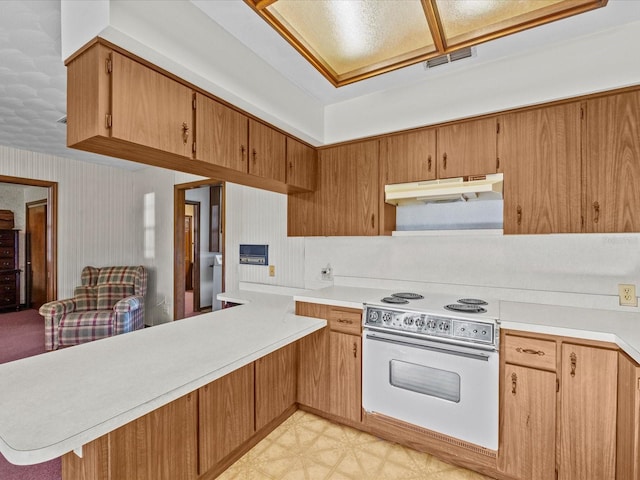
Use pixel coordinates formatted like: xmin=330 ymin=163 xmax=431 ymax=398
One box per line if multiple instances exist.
xmin=592 ymin=201 xmax=600 ymax=224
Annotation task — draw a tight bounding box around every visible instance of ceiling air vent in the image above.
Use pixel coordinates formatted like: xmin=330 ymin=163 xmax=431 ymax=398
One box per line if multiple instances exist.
xmin=425 ymin=47 xmax=474 ymax=69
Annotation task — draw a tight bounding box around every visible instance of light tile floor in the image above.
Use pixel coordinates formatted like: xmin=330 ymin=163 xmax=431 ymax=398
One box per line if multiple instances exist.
xmin=218 ymin=410 xmax=495 ymax=480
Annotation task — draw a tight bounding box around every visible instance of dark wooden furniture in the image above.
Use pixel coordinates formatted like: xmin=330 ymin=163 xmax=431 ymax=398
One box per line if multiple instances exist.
xmin=0 ymin=229 xmax=20 ymax=310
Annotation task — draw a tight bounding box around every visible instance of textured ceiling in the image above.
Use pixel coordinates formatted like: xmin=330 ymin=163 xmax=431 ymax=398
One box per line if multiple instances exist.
xmin=0 ymin=1 xmax=142 ymax=170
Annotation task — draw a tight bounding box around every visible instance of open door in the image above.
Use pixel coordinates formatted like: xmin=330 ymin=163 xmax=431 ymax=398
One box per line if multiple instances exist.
xmin=25 ymin=200 xmax=47 ymax=309
xmin=174 ymin=181 xmax=224 ymax=320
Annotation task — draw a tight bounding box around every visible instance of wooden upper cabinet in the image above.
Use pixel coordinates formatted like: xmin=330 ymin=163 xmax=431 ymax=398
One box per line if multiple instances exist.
xmin=320 ymin=140 xmax=380 ymax=236
xmin=110 ymin=52 xmax=193 ymax=158
xmin=584 ymin=91 xmax=640 ymax=232
xmin=286 ymin=138 xmax=317 ymax=192
xmin=381 ymin=129 xmax=436 ymax=184
xmin=195 ymin=93 xmax=248 ymax=173
xmin=499 ymin=103 xmax=582 ymax=234
xmin=248 ymin=119 xmax=286 ymax=183
xmin=559 ymin=344 xmax=617 ymax=480
xmin=437 ymin=117 xmax=498 ymax=178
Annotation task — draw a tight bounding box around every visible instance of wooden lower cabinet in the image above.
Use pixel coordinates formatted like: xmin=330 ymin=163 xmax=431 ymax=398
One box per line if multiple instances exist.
xmin=499 ymin=364 xmax=556 ymax=480
xmin=559 ymin=343 xmax=617 ymax=480
xmin=110 ymin=393 xmax=198 ymax=480
xmin=255 ymin=342 xmax=297 ymax=431
xmin=198 ymin=364 xmax=254 ymax=473
xmin=296 ymin=302 xmax=363 ymax=425
xmin=329 ymin=331 xmax=361 ymax=423
xmin=499 ymin=331 xmax=619 ymax=480
xmin=618 ymin=352 xmax=640 ymax=480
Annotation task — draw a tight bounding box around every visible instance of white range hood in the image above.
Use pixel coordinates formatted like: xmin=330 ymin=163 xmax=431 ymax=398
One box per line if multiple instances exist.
xmin=385 ymin=173 xmax=503 ymax=206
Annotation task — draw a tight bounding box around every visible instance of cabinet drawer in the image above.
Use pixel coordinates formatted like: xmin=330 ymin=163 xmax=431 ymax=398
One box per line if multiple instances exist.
xmin=504 ymin=334 xmax=556 ymax=371
xmin=0 ymin=284 xmax=16 ymax=295
xmin=328 ymin=308 xmax=362 ymax=335
xmin=0 ymin=272 xmax=16 ymax=284
xmin=0 ymin=248 xmax=15 ymax=258
xmin=0 ymin=259 xmax=15 ymax=270
xmin=0 ymin=235 xmax=15 ymax=247
xmin=0 ymin=293 xmax=17 ymax=307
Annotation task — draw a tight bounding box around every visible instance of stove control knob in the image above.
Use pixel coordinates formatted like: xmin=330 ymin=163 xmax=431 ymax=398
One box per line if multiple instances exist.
xmin=473 ymin=329 xmax=478 ymax=334
xmin=444 ymin=323 xmax=450 ymax=331
xmin=415 ymin=318 xmax=425 ymax=328
xmin=404 ymin=317 xmax=414 ymax=326
xmin=460 ymin=327 xmax=466 ymax=332
xmin=482 ymin=330 xmax=487 ymax=335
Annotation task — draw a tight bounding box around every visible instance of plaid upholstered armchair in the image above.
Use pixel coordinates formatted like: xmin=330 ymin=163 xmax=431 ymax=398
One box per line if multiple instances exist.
xmin=39 ymin=266 xmax=147 ymax=350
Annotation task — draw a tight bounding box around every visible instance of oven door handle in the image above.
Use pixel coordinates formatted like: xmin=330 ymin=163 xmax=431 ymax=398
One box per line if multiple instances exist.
xmin=365 ymin=332 xmax=491 ymax=362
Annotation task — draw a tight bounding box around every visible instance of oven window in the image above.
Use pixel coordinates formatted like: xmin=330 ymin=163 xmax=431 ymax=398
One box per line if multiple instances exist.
xmin=389 ymin=359 xmax=460 ymax=403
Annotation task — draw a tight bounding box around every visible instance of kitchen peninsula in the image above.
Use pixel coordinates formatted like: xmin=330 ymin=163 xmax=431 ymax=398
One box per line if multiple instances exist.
xmin=0 ymin=291 xmax=324 ymax=475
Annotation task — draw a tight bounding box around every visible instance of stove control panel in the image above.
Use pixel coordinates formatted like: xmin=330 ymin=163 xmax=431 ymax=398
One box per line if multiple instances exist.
xmin=364 ymin=305 xmax=496 ymax=345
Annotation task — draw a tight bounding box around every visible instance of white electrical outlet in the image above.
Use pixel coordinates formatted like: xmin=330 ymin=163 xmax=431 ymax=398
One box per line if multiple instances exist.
xmin=269 ymin=265 xmax=275 ymax=277
xmin=618 ymin=284 xmax=637 ymax=307
xmin=321 ymin=264 xmax=333 ymax=281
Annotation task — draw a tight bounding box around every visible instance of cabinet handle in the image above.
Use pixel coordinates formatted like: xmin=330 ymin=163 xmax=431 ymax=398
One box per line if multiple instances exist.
xmin=593 ymin=201 xmax=600 ymax=224
xmin=337 ymin=318 xmax=353 ymax=325
xmin=427 ymin=155 xmax=432 ymax=172
xmin=289 ymin=161 xmax=293 ymax=170
xmin=252 ymin=149 xmax=257 ymax=164
xmin=511 ymin=372 xmax=517 ymax=395
xmin=353 ymin=342 xmax=357 ymax=358
xmin=517 ymin=205 xmax=522 ymax=225
xmin=442 ymin=153 xmax=447 ymax=170
xmin=516 ymin=347 xmax=545 ymax=356
xmin=371 ymin=214 xmax=375 ymax=228
xmin=240 ymin=145 xmax=246 ymax=160
xmin=570 ymin=352 xmax=577 ymax=377
xmin=181 ymin=122 xmax=189 ymax=144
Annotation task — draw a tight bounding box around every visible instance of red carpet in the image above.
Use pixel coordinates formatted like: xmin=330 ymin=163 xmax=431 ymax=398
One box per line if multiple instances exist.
xmin=0 ymin=309 xmax=62 ymax=480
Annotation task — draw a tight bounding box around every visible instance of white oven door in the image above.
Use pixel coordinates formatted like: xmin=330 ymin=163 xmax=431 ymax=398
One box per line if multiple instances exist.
xmin=362 ymin=329 xmax=498 ymax=450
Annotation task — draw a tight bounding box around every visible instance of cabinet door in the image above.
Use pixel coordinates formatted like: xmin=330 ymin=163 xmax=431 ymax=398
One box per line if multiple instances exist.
xmin=249 ymin=119 xmax=286 ymax=182
xmin=198 ymin=364 xmax=254 ymax=473
xmin=195 ymin=93 xmax=248 ymax=173
xmin=437 ymin=117 xmax=498 ymax=178
xmin=255 ymin=342 xmax=297 ymax=431
xmin=297 ymin=327 xmax=330 ymax=411
xmin=559 ymin=344 xmax=617 ymax=480
xmin=329 ymin=332 xmax=362 ymax=423
xmin=111 ymin=52 xmax=193 ymax=158
xmin=617 ymin=352 xmax=640 ymax=480
xmin=320 ymin=140 xmax=380 ymax=236
xmin=381 ymin=129 xmax=436 ymax=184
xmin=584 ymin=91 xmax=640 ymax=232
xmin=500 ymin=103 xmax=582 ymax=234
xmin=499 ymin=364 xmax=556 ymax=480
xmin=110 ymin=393 xmax=198 ymax=480
xmin=286 ymin=137 xmax=317 ymax=191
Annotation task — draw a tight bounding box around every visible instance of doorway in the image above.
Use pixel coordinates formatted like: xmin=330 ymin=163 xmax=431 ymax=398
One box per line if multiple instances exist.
xmin=0 ymin=175 xmax=57 ymax=308
xmin=25 ymin=200 xmax=47 ymax=309
xmin=174 ymin=180 xmax=224 ymax=320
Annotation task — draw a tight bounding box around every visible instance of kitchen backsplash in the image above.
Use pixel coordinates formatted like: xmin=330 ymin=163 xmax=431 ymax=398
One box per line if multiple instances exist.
xmin=227 ymin=185 xmax=640 ymax=311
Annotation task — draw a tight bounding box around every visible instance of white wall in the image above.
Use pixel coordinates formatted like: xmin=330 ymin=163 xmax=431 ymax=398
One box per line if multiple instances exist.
xmin=303 ymin=233 xmax=640 ymax=311
xmin=325 ymin=19 xmax=640 ymax=143
xmin=225 ymin=183 xmax=305 ymax=291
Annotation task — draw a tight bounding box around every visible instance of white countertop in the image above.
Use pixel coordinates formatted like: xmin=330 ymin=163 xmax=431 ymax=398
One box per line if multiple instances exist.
xmin=293 ymin=286 xmax=640 ymax=363
xmin=0 ymin=291 xmax=325 ymax=465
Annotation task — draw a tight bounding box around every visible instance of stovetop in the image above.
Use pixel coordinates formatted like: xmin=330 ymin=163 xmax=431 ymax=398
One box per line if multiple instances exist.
xmin=363 ymin=292 xmax=499 ymax=347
